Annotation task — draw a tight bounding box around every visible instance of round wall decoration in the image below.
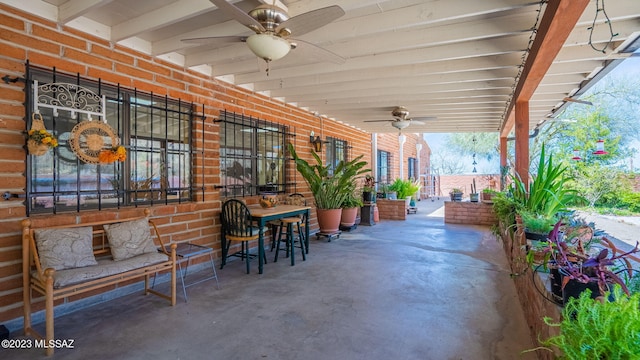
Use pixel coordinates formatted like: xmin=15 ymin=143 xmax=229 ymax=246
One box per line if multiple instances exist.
xmin=68 ymin=120 xmax=120 ymax=164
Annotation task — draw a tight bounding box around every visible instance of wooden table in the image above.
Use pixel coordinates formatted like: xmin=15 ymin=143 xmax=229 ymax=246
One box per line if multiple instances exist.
xmin=247 ymin=204 xmax=311 ymax=274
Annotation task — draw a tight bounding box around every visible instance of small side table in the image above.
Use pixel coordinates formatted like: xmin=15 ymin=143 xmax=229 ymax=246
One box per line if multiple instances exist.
xmin=168 ymin=243 xmax=220 ymax=301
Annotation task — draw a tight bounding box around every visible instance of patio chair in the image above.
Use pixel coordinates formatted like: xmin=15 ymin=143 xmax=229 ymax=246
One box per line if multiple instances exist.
xmin=220 ymin=199 xmax=266 ymax=274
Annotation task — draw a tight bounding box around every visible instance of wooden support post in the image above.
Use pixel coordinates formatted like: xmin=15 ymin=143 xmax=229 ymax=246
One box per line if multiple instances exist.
xmin=499 ymin=136 xmax=508 ymax=190
xmin=515 ymin=100 xmax=530 ymax=189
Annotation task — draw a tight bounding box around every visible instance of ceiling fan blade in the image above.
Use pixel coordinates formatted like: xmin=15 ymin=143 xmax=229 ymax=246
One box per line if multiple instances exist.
xmin=276 ymin=5 xmax=345 ymax=37
xmin=181 ymin=35 xmax=247 ymax=45
xmin=411 ymin=120 xmax=426 ymax=125
xmin=209 ymin=0 xmax=265 ymax=33
xmin=410 ymin=116 xmax=437 ymax=122
xmin=289 ymin=38 xmax=345 ymax=64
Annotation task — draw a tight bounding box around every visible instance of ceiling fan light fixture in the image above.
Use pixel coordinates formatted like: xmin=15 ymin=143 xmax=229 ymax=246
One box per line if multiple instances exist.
xmin=246 ymin=33 xmax=291 ymax=61
xmin=392 ymin=121 xmax=411 ymax=130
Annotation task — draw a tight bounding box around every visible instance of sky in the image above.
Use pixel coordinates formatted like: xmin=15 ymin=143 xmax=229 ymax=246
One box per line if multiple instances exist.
xmin=423 ymin=52 xmax=640 ymax=175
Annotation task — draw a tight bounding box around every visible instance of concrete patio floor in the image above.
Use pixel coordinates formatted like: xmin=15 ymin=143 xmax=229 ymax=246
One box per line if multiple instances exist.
xmin=6 ymin=199 xmax=537 ymax=359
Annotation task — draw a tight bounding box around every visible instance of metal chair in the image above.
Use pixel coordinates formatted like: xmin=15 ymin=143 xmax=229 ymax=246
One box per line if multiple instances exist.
xmin=220 ymin=198 xmax=266 ymax=274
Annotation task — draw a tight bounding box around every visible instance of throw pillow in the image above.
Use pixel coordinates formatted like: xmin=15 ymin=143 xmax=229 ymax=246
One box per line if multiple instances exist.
xmin=34 ymin=226 xmax=98 ymax=271
xmin=104 ymin=218 xmax=157 ymax=261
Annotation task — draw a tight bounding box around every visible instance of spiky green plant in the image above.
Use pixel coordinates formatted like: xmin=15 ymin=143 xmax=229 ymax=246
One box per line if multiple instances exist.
xmin=511 ymin=144 xmax=584 ymax=218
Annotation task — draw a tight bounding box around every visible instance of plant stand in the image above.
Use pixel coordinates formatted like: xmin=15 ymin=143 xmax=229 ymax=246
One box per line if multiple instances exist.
xmin=360 ymin=204 xmax=376 ymax=226
xmin=339 ymin=224 xmax=357 ymax=232
xmin=315 ymin=231 xmax=341 ymax=242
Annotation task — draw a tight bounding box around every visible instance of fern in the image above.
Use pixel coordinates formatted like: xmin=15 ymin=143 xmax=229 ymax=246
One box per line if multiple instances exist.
xmin=542 ymin=286 xmax=640 ymax=359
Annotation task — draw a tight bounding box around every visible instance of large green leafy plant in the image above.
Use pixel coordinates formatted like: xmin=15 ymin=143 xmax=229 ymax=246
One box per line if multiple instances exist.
xmin=539 ymin=286 xmax=640 ymax=359
xmin=388 ymin=178 xmax=421 ymax=199
xmin=289 ymin=143 xmax=369 ymax=209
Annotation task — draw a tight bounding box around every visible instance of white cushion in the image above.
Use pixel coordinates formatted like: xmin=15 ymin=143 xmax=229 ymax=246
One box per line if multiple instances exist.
xmin=42 ymin=252 xmax=170 ymax=288
xmin=104 ymin=218 xmax=157 ymax=261
xmin=34 ymin=226 xmax=98 ymax=271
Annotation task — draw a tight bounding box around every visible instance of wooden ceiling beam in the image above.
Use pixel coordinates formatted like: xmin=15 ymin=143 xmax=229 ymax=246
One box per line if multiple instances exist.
xmin=500 ymin=0 xmax=590 ymax=137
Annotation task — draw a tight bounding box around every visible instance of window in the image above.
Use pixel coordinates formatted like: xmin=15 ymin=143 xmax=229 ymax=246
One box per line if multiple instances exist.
xmin=218 ymin=111 xmax=289 ymax=197
xmin=27 ymin=67 xmax=194 ymax=215
xmin=377 ymin=150 xmax=392 ymax=184
xmin=408 ymin=157 xmax=417 ymax=180
xmin=325 ymin=137 xmax=348 ymax=174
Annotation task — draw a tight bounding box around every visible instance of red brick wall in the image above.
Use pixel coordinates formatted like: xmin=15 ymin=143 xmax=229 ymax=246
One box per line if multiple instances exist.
xmin=376 ymin=199 xmax=407 ymax=220
xmin=443 ymin=202 xmax=497 ymax=225
xmin=0 ymin=5 xmax=373 ymax=323
xmin=500 ymin=223 xmax=561 ymax=359
xmin=439 ymin=174 xmax=499 ymax=199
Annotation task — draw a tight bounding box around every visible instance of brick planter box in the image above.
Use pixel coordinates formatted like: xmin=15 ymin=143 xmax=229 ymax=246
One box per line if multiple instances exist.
xmin=444 ymin=201 xmax=497 ymax=225
xmin=376 ymin=199 xmax=407 ymax=220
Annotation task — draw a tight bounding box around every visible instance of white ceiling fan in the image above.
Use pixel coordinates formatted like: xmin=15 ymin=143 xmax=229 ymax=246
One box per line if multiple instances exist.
xmin=182 ymin=0 xmax=346 ymax=73
xmin=364 ymin=106 xmax=436 ymax=132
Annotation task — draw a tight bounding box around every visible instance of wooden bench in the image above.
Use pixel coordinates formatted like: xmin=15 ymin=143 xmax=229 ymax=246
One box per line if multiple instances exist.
xmin=21 ymin=209 xmax=177 ymax=356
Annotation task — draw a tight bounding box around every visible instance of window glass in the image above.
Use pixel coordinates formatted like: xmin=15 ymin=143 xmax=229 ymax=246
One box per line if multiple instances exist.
xmin=377 ymin=150 xmax=391 ymax=184
xmin=219 ymin=111 xmax=288 ymax=197
xmin=325 ymin=137 xmax=348 ymax=174
xmin=27 ymin=68 xmax=193 ymax=214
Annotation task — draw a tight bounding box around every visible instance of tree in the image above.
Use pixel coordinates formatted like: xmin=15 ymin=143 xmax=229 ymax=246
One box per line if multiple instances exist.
xmin=430 ymin=148 xmax=465 ymax=175
xmin=530 ymin=73 xmax=640 ymax=208
xmin=445 ymin=132 xmax=500 ymax=162
xmin=568 ymin=162 xmax=629 ymax=207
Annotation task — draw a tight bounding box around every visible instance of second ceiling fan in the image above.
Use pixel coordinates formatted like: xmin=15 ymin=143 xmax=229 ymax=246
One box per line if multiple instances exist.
xmin=364 ymin=106 xmax=436 ymax=131
xmin=183 ymin=0 xmax=346 ymax=72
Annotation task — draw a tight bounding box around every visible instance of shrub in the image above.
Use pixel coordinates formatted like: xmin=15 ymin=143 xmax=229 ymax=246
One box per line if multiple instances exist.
xmin=388 ymin=178 xmax=421 ymax=199
xmin=540 ymin=286 xmax=640 ymax=359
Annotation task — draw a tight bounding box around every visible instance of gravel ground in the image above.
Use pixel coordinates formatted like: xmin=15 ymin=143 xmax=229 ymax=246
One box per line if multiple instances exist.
xmin=575 ymin=211 xmax=640 ymax=253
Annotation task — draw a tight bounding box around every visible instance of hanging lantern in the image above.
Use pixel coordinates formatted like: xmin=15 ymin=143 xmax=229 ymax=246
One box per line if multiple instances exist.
xmin=571 ymin=149 xmax=582 ymax=161
xmin=593 ymin=140 xmax=608 ymax=155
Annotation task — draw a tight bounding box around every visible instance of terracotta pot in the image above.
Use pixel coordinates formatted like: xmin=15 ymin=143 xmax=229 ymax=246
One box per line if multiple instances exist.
xmin=340 ymin=207 xmax=358 ymax=227
xmin=317 ymin=208 xmax=342 ymax=233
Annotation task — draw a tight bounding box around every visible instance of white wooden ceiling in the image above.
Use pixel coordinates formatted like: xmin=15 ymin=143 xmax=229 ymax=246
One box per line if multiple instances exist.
xmin=5 ymin=0 xmax=640 ymax=134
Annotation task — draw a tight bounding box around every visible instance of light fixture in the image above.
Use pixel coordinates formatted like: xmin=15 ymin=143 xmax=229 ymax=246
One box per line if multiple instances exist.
xmin=391 ymin=121 xmax=411 ymax=130
xmin=310 ymin=131 xmax=323 ymax=152
xmin=571 ymin=149 xmax=582 ymax=161
xmin=246 ymin=34 xmax=291 ymax=62
xmin=593 ymin=139 xmax=608 ymax=155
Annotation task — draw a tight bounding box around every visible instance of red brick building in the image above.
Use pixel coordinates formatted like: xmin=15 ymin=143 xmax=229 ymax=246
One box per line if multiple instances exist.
xmin=0 ymin=6 xmax=431 ymax=325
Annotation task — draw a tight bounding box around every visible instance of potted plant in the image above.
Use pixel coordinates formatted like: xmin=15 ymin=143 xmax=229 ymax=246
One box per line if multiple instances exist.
xmin=362 ymin=174 xmax=376 ymax=203
xmin=481 ymin=188 xmax=497 ymax=203
xmin=341 ymin=188 xmax=363 ymax=228
xmin=388 ymin=178 xmax=421 ymax=207
xmin=540 ymin=220 xmax=639 ymax=304
xmin=520 ymin=210 xmax=557 ymax=242
xmin=449 ymin=188 xmax=463 ymax=201
xmin=534 ymin=286 xmax=640 ymax=359
xmin=288 ymin=143 xmax=369 ymax=233
xmin=469 ymin=179 xmax=479 ymax=202
xmin=25 ymin=126 xmax=59 ymax=156
xmin=511 ymin=144 xmax=583 ymax=223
